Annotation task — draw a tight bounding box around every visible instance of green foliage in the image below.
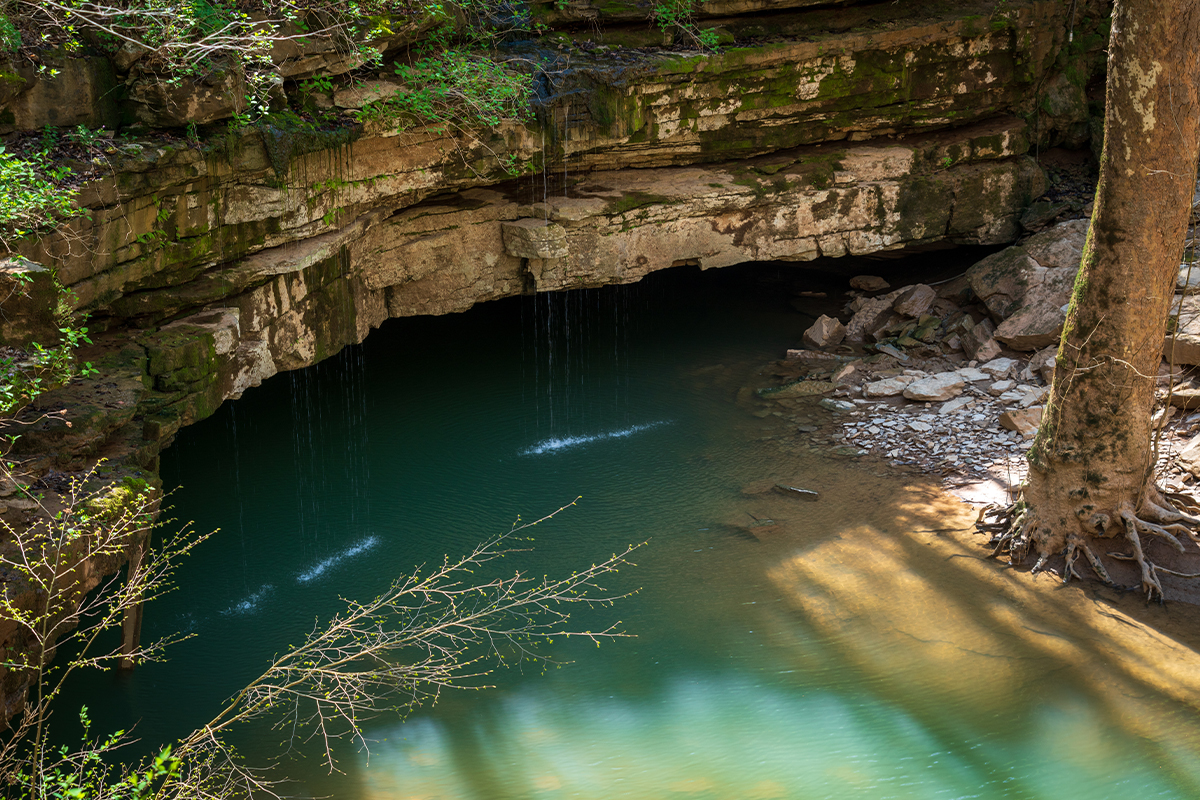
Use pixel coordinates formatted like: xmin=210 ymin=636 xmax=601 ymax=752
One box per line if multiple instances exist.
xmin=650 ymin=0 xmax=718 ymax=50
xmin=10 ymin=707 xmax=180 ymax=800
xmin=357 ymin=50 xmax=532 ymax=131
xmin=0 ymin=146 xmax=79 ymax=240
xmin=0 ymin=274 xmax=96 ymax=417
xmin=0 ymin=12 xmax=20 ymax=51
xmin=299 ymin=73 xmax=335 ymax=96
xmin=0 ymin=325 xmax=95 ymax=417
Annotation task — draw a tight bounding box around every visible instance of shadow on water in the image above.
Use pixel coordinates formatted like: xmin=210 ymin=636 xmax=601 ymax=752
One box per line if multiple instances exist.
xmin=54 ymin=255 xmax=1200 ymax=799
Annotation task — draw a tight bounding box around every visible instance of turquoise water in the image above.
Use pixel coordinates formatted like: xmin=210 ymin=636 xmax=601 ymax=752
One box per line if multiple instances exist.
xmin=70 ymin=261 xmax=1200 ymax=799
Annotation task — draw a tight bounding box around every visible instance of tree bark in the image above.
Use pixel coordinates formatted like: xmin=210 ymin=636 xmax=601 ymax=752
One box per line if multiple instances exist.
xmin=991 ymin=0 xmax=1200 ymax=598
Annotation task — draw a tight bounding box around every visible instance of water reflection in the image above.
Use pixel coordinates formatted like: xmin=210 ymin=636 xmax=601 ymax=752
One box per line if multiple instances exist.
xmin=64 ymin=259 xmax=1200 ymax=799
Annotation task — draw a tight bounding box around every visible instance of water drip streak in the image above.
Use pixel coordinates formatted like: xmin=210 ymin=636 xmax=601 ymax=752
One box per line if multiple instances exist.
xmin=296 ymin=535 xmax=380 ymax=583
xmin=229 ymin=405 xmax=247 ymax=594
xmin=222 ymin=583 xmax=275 ymax=616
xmin=520 ymin=421 xmax=670 ymax=456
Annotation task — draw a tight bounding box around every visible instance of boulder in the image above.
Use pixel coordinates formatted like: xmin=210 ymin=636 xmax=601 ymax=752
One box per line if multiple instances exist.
xmin=902 ymin=372 xmax=965 ymax=402
xmin=935 ymin=274 xmax=973 ymax=306
xmin=893 ymin=284 xmax=936 ymax=318
xmin=850 ymin=275 xmax=890 ymax=292
xmin=961 ymin=318 xmax=1000 ymax=361
xmin=126 ymin=62 xmax=248 ymax=126
xmin=0 ymin=55 xmax=120 ymax=134
xmin=1177 ymin=432 xmax=1200 ymax=478
xmin=1028 ymin=345 xmax=1058 ymax=384
xmin=1020 ymin=200 xmax=1070 ymax=232
xmin=1165 ymin=334 xmax=1200 ymax=367
xmin=1021 ymin=219 xmax=1089 ymax=268
xmin=999 ymin=406 xmax=1043 ymax=438
xmin=819 ymin=398 xmax=856 ymax=412
xmin=966 ymin=247 xmax=1041 ymax=319
xmin=973 ymin=337 xmax=1002 ymax=362
xmin=979 ymin=357 xmax=1018 ymax=379
xmin=992 ymin=266 xmax=1076 ymax=350
xmin=965 ymin=220 xmax=1086 ymax=348
xmin=1169 ymin=388 xmax=1200 ymax=409
xmin=956 ymin=367 xmax=990 ymax=382
xmin=870 ymin=313 xmax=906 ymax=342
xmin=1164 ymin=295 xmax=1200 ymax=365
xmin=802 ymin=315 xmax=846 ymax=348
xmin=1177 ymin=262 xmax=1200 ymax=294
xmin=833 ymin=362 xmax=860 ymax=384
xmin=939 ymin=396 xmax=973 ymax=415
xmin=844 ymin=296 xmax=896 ymax=342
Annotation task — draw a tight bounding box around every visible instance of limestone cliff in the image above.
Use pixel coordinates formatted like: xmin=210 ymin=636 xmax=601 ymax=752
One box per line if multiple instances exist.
xmin=0 ymin=0 xmax=1108 ymax=718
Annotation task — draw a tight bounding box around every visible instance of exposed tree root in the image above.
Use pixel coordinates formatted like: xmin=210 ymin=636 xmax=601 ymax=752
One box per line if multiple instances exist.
xmin=976 ymin=486 xmax=1200 ymax=603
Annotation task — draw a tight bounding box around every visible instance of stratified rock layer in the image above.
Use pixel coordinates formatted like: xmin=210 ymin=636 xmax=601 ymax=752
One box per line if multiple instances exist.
xmin=0 ymin=0 xmax=1110 ymax=723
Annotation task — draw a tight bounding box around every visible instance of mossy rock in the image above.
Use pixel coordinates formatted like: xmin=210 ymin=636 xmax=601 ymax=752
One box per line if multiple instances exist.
xmin=143 ymin=325 xmax=217 ymax=376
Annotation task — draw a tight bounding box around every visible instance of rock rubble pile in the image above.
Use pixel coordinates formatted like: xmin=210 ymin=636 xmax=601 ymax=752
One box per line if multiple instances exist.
xmin=754 ymin=212 xmax=1200 ymax=500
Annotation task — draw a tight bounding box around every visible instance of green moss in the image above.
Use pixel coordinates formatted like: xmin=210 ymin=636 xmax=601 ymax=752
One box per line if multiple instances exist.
xmin=257 ymin=112 xmax=359 ymax=179
xmin=586 ymin=83 xmax=646 ymax=138
xmin=86 ymin=475 xmax=152 ymax=521
xmin=142 ymin=325 xmax=217 ymax=388
xmin=603 ymin=191 xmax=673 ymax=216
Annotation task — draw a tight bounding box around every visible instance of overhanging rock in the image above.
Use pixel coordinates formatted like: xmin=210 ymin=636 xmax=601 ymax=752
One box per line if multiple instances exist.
xmin=501 ymin=219 xmax=570 ymax=259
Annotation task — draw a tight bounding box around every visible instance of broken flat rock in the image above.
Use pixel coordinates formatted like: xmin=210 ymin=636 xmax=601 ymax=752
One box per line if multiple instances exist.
xmin=863 ymin=375 xmax=917 ymax=397
xmin=903 ymin=372 xmax=966 ymax=402
xmin=893 ymin=284 xmax=937 ymax=317
xmin=850 ymin=275 xmax=890 ymax=292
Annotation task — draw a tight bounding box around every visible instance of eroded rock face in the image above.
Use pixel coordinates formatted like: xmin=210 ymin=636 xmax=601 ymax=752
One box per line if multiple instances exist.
xmin=1 ymin=118 xmax=1045 ymax=486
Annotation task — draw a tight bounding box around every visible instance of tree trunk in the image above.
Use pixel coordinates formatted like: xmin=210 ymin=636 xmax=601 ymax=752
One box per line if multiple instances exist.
xmin=991 ymin=0 xmax=1200 ymax=598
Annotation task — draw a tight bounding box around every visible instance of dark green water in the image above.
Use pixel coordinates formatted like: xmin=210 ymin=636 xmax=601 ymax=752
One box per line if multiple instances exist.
xmin=71 ymin=262 xmax=1200 ymax=799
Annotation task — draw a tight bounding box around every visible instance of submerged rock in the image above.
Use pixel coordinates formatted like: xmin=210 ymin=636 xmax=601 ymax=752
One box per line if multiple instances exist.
xmin=763 ymin=380 xmax=837 ymax=398
xmin=774 ymin=484 xmax=820 ymax=501
xmin=820 ymin=398 xmax=856 ymax=412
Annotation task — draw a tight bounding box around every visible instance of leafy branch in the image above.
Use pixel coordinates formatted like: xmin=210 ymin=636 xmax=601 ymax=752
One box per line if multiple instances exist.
xmin=0 ymin=484 xmax=640 ymax=799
